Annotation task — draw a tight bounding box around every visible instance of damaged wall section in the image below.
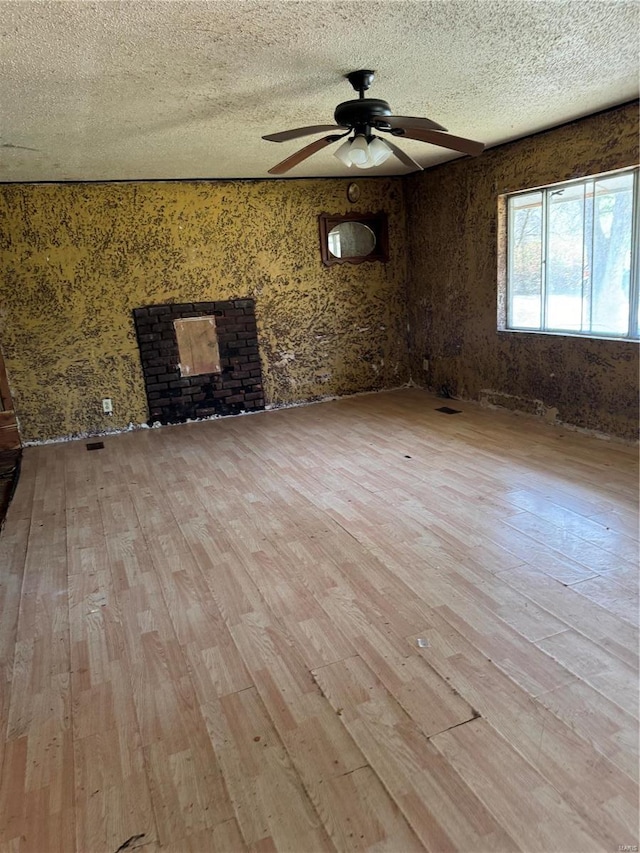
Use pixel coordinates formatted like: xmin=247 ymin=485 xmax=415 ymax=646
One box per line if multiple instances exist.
xmin=405 ymin=103 xmax=639 ymax=440
xmin=133 ymin=299 xmax=264 ymax=424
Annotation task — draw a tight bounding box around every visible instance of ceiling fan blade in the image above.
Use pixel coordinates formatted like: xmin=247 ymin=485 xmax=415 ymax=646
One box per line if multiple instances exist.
xmin=263 ymin=124 xmax=346 ymax=143
xmin=382 ymin=138 xmax=423 ymax=172
xmin=268 ymin=135 xmax=341 ymax=175
xmin=396 ymin=128 xmax=484 ymax=157
xmin=376 ymin=115 xmax=448 ymax=133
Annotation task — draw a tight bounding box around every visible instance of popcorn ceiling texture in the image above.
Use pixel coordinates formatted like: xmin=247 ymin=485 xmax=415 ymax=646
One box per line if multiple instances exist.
xmin=405 ymin=103 xmax=640 ymax=440
xmin=0 ymin=1 xmax=638 ymax=181
xmin=0 ymin=178 xmax=409 ymax=441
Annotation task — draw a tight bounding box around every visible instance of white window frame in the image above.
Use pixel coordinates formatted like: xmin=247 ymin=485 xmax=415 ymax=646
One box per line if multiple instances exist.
xmin=500 ymin=166 xmax=640 ymax=342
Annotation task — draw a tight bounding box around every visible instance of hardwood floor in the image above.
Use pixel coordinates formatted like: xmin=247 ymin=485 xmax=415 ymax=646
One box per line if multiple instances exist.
xmin=0 ymin=388 xmax=637 ymax=853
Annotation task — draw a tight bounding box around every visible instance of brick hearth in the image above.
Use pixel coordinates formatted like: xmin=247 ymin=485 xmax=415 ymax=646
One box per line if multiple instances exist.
xmin=133 ymin=299 xmax=264 ymax=425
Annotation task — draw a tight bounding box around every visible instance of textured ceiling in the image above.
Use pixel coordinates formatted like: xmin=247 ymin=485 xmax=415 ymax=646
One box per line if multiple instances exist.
xmin=1 ymin=0 xmax=638 ymax=182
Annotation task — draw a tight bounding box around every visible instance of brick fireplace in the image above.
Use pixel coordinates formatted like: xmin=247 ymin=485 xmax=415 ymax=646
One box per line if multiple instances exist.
xmin=133 ymin=299 xmax=264 ymax=425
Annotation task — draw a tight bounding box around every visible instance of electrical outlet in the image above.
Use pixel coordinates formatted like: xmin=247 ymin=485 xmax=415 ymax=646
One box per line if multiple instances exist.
xmin=422 ymin=358 xmax=429 ymax=372
xmin=102 ymin=398 xmax=113 ymax=415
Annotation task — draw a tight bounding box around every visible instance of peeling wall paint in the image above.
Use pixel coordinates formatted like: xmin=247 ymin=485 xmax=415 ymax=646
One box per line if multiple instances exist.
xmin=406 ymin=103 xmax=639 ymax=440
xmin=0 ymin=178 xmax=409 ymax=441
xmin=2 ymin=106 xmax=637 ymax=444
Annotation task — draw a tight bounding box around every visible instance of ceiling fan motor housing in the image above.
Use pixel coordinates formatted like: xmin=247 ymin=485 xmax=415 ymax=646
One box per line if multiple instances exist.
xmin=334 ymin=98 xmax=392 ymax=130
xmin=265 ymin=67 xmax=483 ymax=174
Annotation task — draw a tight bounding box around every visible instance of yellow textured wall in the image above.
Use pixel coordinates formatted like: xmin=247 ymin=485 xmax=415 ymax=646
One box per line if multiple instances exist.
xmin=406 ymin=103 xmax=639 ymax=439
xmin=0 ymin=179 xmax=409 ymax=441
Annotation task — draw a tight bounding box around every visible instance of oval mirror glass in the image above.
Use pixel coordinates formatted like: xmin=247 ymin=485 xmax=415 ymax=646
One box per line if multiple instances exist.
xmin=327 ymin=221 xmax=376 ymax=259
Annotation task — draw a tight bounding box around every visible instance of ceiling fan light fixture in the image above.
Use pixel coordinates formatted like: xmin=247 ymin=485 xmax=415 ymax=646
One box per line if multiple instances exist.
xmin=334 ymin=139 xmax=353 ymax=167
xmin=368 ymin=136 xmax=392 ymax=166
xmin=264 ymin=70 xmax=483 ymax=175
xmin=348 ymin=134 xmax=370 ymax=167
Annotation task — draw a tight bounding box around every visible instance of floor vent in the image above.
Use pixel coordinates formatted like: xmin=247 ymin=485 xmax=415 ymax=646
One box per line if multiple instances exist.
xmin=436 ymin=406 xmax=462 ymax=415
xmin=86 ymin=442 xmax=105 ymax=451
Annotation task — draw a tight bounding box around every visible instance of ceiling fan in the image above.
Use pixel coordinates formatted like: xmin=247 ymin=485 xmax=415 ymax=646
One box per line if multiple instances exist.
xmin=263 ymin=70 xmax=484 ymax=175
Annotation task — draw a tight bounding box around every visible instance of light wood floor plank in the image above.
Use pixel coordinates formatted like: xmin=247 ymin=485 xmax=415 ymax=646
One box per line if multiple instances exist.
xmin=535 ymin=679 xmax=638 ymax=782
xmin=569 ymin=574 xmax=639 ymax=626
xmin=0 ymin=449 xmax=74 ymax=852
xmin=205 ymin=686 xmax=333 ymax=851
xmin=496 ymin=565 xmax=638 ymax=668
xmin=535 ymin=628 xmax=639 ymax=718
xmin=408 ymin=610 xmax=638 ymax=848
xmin=312 ymin=654 xmax=519 ymax=852
xmin=136 ymin=818 xmax=249 ymax=852
xmin=0 ymin=388 xmax=637 ymax=852
xmin=68 ymin=560 xmax=156 ymax=852
xmin=126 ymin=450 xmax=403 ymax=850
xmin=0 ymin=516 xmax=32 ymax=776
xmin=97 ymin=475 xmax=237 ymax=847
xmin=431 ymin=717 xmax=612 ymax=853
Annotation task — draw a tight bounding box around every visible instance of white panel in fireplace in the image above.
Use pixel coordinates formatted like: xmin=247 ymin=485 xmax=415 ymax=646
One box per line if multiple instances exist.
xmin=174 ymin=317 xmax=221 ymax=377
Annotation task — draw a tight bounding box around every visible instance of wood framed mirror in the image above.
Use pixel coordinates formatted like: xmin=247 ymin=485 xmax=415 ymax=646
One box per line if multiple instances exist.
xmin=319 ymin=212 xmax=389 ymax=267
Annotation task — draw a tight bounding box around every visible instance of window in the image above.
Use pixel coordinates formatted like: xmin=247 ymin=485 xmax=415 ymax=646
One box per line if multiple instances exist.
xmin=504 ymin=167 xmax=639 ymax=340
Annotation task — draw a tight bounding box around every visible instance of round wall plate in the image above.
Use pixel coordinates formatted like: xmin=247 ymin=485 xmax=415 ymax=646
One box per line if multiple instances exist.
xmin=347 ymin=182 xmax=360 ymax=203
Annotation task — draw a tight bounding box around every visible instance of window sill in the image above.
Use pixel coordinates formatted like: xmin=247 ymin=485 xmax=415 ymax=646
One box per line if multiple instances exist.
xmin=497 ymin=327 xmax=639 ymax=343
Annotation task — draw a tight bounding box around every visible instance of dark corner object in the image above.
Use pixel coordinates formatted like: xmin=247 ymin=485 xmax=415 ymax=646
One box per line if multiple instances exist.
xmin=86 ymin=441 xmax=105 ymax=451
xmin=0 ymin=448 xmax=21 ymax=530
xmin=436 ymin=406 xmax=462 ymax=415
